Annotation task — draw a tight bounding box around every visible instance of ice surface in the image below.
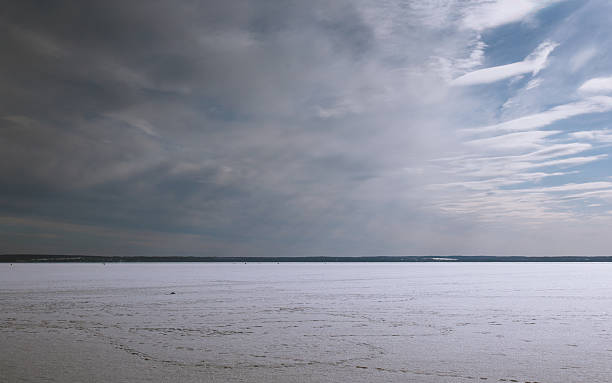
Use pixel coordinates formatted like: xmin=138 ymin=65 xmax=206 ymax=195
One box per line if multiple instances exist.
xmin=2 ymin=262 xmax=612 ymax=382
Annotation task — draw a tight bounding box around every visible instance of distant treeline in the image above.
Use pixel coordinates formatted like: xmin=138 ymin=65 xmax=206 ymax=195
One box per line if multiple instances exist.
xmin=2 ymin=254 xmax=612 ymax=263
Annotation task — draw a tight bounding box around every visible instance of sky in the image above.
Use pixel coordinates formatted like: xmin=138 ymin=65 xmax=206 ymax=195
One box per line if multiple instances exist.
xmin=3 ymin=0 xmax=612 ymax=256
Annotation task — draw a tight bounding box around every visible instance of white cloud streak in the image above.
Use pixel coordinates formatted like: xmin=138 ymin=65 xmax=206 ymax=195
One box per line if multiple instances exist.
xmin=526 ymin=182 xmax=612 ymax=193
xmin=451 ymin=41 xmax=558 ymax=86
xmin=463 ymin=96 xmax=612 ymax=134
xmin=579 ymin=76 xmax=612 ymax=94
xmin=570 ymin=129 xmax=612 ymax=142
xmin=465 ymin=130 xmax=560 ymax=150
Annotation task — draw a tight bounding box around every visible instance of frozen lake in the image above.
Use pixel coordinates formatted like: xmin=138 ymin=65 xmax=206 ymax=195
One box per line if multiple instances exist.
xmin=2 ymin=262 xmax=612 ymax=382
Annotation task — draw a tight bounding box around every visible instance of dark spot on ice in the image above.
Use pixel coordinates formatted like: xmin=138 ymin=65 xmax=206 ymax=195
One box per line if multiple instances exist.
xmin=170 ymin=292 xmax=176 ymax=295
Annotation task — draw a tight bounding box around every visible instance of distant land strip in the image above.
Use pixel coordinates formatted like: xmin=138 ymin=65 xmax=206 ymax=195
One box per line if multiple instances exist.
xmin=3 ymin=254 xmax=612 ymax=263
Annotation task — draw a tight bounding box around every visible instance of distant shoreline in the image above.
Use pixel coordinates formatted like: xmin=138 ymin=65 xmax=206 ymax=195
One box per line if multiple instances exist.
xmin=3 ymin=254 xmax=612 ymax=263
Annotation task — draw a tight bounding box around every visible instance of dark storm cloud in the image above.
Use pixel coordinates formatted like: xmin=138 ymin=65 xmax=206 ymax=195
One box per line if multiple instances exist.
xmin=0 ymin=0 xmax=459 ymax=255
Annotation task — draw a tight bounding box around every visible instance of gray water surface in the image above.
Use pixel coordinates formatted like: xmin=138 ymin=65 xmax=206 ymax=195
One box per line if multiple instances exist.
xmin=1 ymin=262 xmax=611 ymax=382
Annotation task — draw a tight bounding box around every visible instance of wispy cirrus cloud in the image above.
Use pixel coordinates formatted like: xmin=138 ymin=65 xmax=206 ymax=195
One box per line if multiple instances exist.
xmin=579 ymin=76 xmax=612 ymax=94
xmin=460 ymin=0 xmax=566 ymax=31
xmin=451 ymin=41 xmax=558 ymax=86
xmin=465 ymin=130 xmax=561 ymax=150
xmin=462 ymin=96 xmax=612 ymax=134
xmin=570 ymin=129 xmax=612 ymax=142
xmin=425 ymin=0 xmax=612 ymax=254
xmin=526 ymin=181 xmax=612 ymax=193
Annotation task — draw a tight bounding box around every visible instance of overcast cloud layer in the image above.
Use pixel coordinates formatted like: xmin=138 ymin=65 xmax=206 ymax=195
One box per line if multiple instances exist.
xmin=3 ymin=0 xmax=612 ymax=256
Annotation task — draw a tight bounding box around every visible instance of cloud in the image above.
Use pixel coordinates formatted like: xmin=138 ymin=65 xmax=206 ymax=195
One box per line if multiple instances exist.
xmin=465 ymin=130 xmax=560 ymax=150
xmin=525 ymin=78 xmax=543 ymax=90
xmin=460 ymin=0 xmax=564 ymax=31
xmin=570 ymin=129 xmax=612 ymax=142
xmin=570 ymin=46 xmax=598 ymax=72
xmin=463 ymin=96 xmax=612 ymax=134
xmin=526 ymin=182 xmax=612 ymax=193
xmin=535 ymin=154 xmax=607 ymax=168
xmin=451 ymin=41 xmax=558 ymax=86
xmin=0 ymin=0 xmax=470 ymax=256
xmin=429 ymin=0 xmax=612 ymax=254
xmin=579 ymin=76 xmax=612 ymax=94
xmin=3 ymin=0 xmax=612 ymax=256
xmin=104 ymin=112 xmax=160 ymax=137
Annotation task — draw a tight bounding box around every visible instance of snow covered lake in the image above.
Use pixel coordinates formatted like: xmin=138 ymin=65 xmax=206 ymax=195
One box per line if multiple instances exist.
xmin=2 ymin=262 xmax=612 ymax=382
